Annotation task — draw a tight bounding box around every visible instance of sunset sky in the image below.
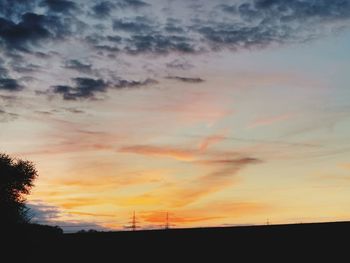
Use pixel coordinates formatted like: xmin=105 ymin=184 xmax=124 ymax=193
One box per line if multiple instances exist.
xmin=1 ymin=0 xmax=350 ymax=232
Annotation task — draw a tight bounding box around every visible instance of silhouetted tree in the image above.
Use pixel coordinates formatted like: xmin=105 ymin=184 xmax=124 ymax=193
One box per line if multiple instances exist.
xmin=0 ymin=153 xmax=38 ymax=224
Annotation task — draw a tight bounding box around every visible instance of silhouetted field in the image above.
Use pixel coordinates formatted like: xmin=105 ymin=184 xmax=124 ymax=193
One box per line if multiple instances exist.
xmin=3 ymin=221 xmax=349 ymax=261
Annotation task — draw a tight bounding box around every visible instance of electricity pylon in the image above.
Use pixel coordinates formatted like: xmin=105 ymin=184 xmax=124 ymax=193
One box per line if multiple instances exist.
xmin=125 ymin=211 xmax=139 ymax=231
xmin=131 ymin=211 xmax=137 ymax=231
xmin=165 ymin=212 xmax=170 ymax=230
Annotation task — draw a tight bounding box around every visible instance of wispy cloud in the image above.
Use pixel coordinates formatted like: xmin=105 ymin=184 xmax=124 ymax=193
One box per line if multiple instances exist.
xmin=166 ymin=76 xmax=205 ymax=83
xmin=248 ymin=113 xmax=294 ymax=128
xmin=117 ymin=154 xmax=262 ymax=208
xmin=42 ymin=77 xmax=157 ymax=100
xmin=119 ymin=132 xmax=229 ymax=161
xmin=119 ymin=145 xmax=197 ymax=161
xmin=0 ymin=109 xmax=18 ymax=122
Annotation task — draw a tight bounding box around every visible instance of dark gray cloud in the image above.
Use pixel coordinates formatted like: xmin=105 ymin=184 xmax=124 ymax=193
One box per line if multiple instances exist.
xmin=94 ymin=44 xmax=120 ymax=53
xmin=125 ymin=34 xmax=195 ymax=54
xmin=107 ymin=35 xmax=122 ymax=42
xmin=164 ymin=18 xmax=185 ymax=34
xmin=91 ymin=1 xmax=116 ymax=17
xmin=0 ymin=0 xmax=349 ymax=57
xmin=0 ymin=78 xmax=23 ymax=91
xmin=49 ymin=77 xmax=157 ymax=100
xmin=113 ymin=17 xmax=153 ymax=33
xmin=0 ymin=12 xmax=72 ymax=51
xmin=0 ymin=0 xmax=38 ymax=20
xmin=28 ymin=202 xmax=109 ymax=232
xmin=39 ymin=0 xmax=78 ymax=14
xmin=114 ymin=78 xmax=158 ymax=88
xmin=115 ymin=0 xmax=150 ymax=9
xmin=0 ymin=58 xmax=25 ymax=91
xmin=28 ymin=202 xmax=62 ymax=222
xmin=220 ymin=0 xmax=350 ymax=20
xmin=0 ymin=14 xmax=51 ymax=51
xmin=91 ymin=0 xmax=149 ymax=17
xmin=240 ymin=0 xmax=350 ymax=21
xmin=166 ymin=76 xmax=204 ymax=83
xmin=0 ymin=66 xmax=8 ymax=77
xmin=51 ymin=77 xmax=109 ymax=100
xmin=209 ymin=0 xmax=350 ymax=49
xmin=64 ymin=59 xmax=92 ymax=73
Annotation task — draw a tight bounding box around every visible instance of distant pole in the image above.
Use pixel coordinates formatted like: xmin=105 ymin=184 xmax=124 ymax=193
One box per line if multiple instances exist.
xmin=267 ymin=218 xmax=270 ymax=226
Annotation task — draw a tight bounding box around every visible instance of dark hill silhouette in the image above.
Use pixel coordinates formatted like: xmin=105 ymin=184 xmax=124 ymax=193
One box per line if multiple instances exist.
xmin=4 ymin=221 xmax=348 ymax=262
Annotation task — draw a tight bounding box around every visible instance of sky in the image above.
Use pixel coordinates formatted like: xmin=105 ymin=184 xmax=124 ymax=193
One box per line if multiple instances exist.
xmin=1 ymin=0 xmax=350 ymax=232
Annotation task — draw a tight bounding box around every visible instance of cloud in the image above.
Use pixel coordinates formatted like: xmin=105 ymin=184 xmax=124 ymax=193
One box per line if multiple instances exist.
xmin=125 ymin=34 xmax=195 ymax=54
xmin=0 ymin=78 xmax=23 ymax=91
xmin=28 ymin=201 xmax=63 ymax=222
xmin=0 ymin=109 xmax=18 ymax=122
xmin=166 ymin=59 xmax=194 ymax=70
xmin=64 ymin=59 xmax=92 ymax=73
xmin=91 ymin=0 xmax=149 ymax=17
xmin=47 ymin=77 xmax=157 ymax=100
xmin=166 ymin=76 xmax=205 ymax=83
xmin=164 ymin=18 xmax=185 ymax=34
xmin=91 ymin=1 xmax=116 ymax=17
xmin=201 ymin=0 xmax=350 ymax=50
xmin=196 ymin=157 xmax=262 ymax=166
xmin=140 ymin=201 xmax=267 ymax=225
xmin=39 ymin=0 xmax=78 ymax=14
xmin=248 ymin=113 xmax=294 ymax=128
xmin=0 ymin=0 xmax=349 ymax=107
xmin=0 ymin=12 xmax=71 ymax=51
xmin=118 ymin=133 xmax=263 ymax=207
xmin=199 ymin=134 xmax=226 ymax=151
xmin=114 ymin=78 xmax=158 ymax=88
xmin=240 ymin=0 xmax=350 ymax=21
xmin=140 ymin=211 xmax=221 ymax=225
xmin=120 ymin=155 xmax=262 ymax=208
xmin=28 ymin=201 xmax=109 ymax=232
xmin=119 ymin=133 xmax=230 ymax=162
xmin=119 ymin=145 xmax=196 ymax=161
xmin=113 ymin=17 xmax=153 ymax=33
xmin=11 ymin=62 xmax=41 ymax=73
xmin=170 ymin=157 xmax=262 ymax=207
xmin=0 ymin=0 xmax=38 ymax=19
xmin=115 ymin=0 xmax=150 ymax=9
xmin=0 ymin=94 xmax=17 ymax=101
xmin=1 ymin=0 xmax=349 ymax=57
xmin=0 ymin=14 xmax=50 ymax=51
xmin=51 ymin=77 xmax=109 ymax=100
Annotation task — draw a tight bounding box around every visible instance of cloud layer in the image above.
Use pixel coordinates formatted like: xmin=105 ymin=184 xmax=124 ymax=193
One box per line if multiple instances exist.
xmin=0 ymin=0 xmax=349 ymax=99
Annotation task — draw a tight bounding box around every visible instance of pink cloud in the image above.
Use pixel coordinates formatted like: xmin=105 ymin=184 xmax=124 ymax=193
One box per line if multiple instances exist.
xmin=248 ymin=113 xmax=294 ymax=128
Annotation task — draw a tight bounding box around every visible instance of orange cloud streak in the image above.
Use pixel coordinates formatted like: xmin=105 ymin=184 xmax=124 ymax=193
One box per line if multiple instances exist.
xmin=119 ymin=145 xmax=197 ymax=161
xmin=199 ymin=134 xmax=226 ymax=152
xmin=139 ymin=201 xmax=267 ymax=225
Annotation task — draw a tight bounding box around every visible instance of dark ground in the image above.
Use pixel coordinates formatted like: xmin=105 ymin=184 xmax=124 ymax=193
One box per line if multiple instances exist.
xmin=3 ymin=221 xmax=350 ymax=261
